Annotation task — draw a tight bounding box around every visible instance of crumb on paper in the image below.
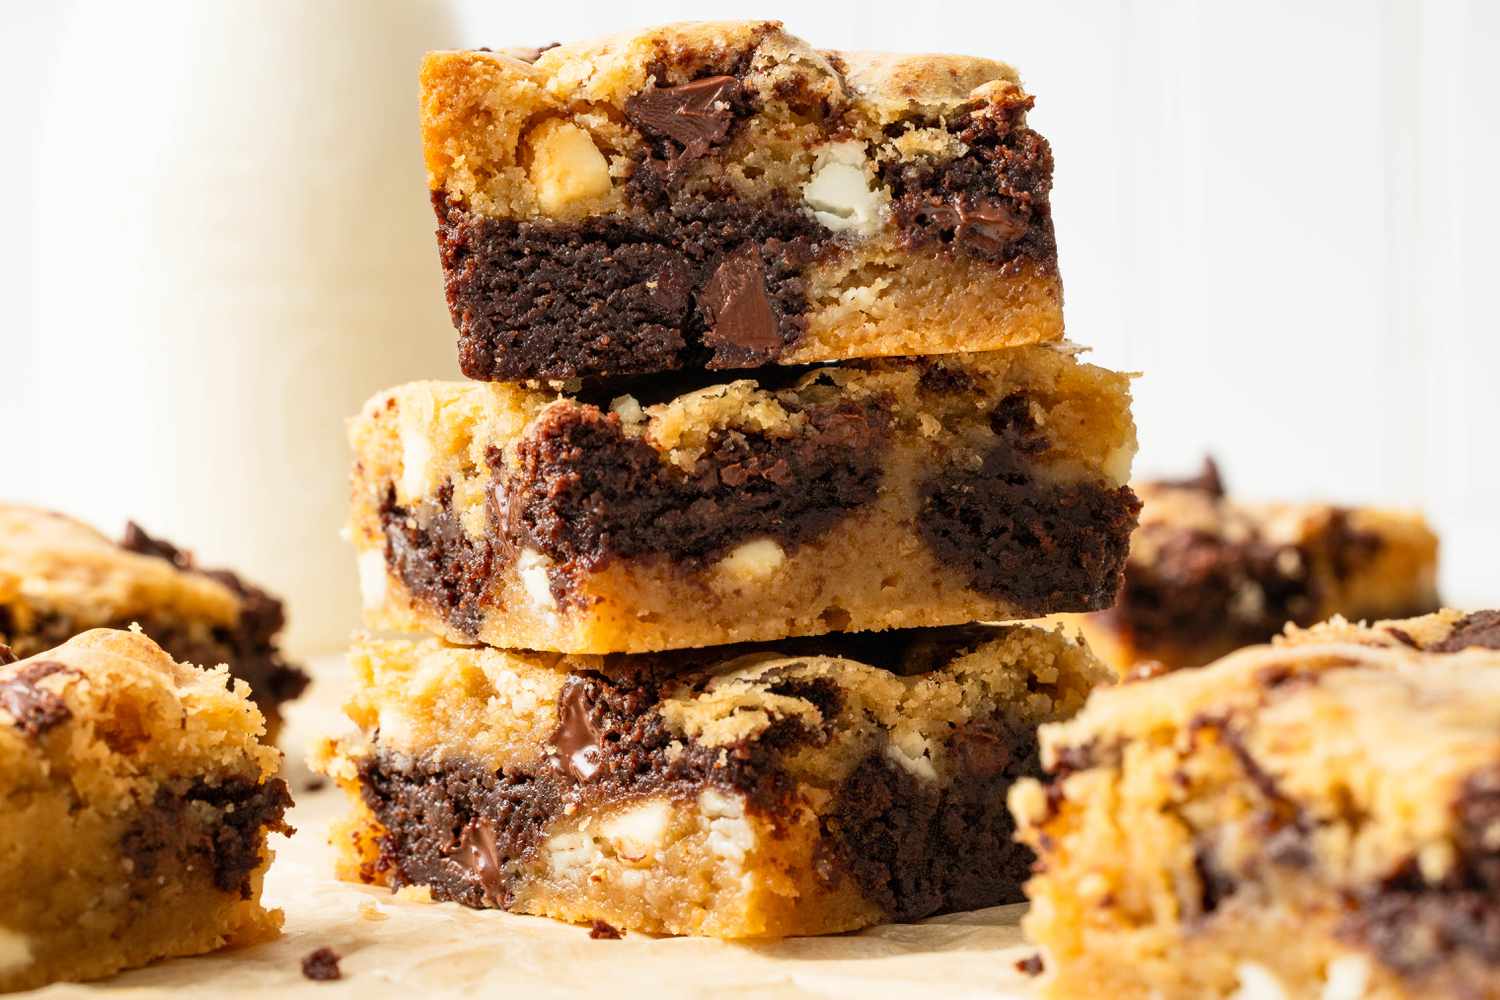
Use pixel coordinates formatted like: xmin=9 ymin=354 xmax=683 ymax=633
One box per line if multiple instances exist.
xmin=1015 ymin=952 xmax=1044 ymax=977
xmin=394 ymin=885 xmax=435 ymax=904
xmin=301 ymin=947 xmax=342 ymax=981
xmin=358 ymin=900 xmax=388 ymax=922
xmin=588 ymin=920 xmax=624 ymax=940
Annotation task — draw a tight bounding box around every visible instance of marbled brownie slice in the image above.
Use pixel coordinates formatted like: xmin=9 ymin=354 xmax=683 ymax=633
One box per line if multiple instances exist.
xmin=0 ymin=629 xmax=292 ymax=991
xmin=0 ymin=505 xmax=308 ymax=741
xmin=349 ymin=347 xmax=1139 ymax=654
xmin=314 ymin=623 xmax=1107 ymax=938
xmin=1060 ymin=460 xmax=1439 ymax=675
xmin=1010 ymin=610 xmax=1500 ymax=1000
xmin=423 ymin=20 xmax=1061 ymax=380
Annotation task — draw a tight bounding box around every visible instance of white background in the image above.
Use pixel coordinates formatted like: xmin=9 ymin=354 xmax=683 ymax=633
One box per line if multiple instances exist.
xmin=2 ymin=1 xmax=1495 ymax=652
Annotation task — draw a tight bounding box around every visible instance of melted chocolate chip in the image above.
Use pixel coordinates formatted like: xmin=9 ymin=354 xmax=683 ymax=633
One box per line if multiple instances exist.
xmin=700 ymin=245 xmax=782 ymax=366
xmin=624 ymin=75 xmax=742 ymax=160
xmin=0 ymin=660 xmax=72 ymax=737
xmin=300 ymin=947 xmax=343 ymax=981
xmin=1431 ymin=610 xmax=1500 ymax=653
xmin=457 ymin=820 xmax=505 ymax=906
xmin=549 ymin=678 xmax=603 ymax=782
xmin=0 ymin=644 xmax=16 ymax=666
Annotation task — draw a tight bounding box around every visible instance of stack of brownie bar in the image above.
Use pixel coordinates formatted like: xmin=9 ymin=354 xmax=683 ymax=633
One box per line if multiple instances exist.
xmin=318 ymin=20 xmax=1142 ymax=937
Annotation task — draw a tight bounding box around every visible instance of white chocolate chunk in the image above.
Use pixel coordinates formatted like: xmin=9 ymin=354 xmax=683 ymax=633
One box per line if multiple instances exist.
xmin=885 ymin=736 xmax=939 ymax=782
xmin=1322 ymin=955 xmax=1371 ymax=1000
xmin=699 ymin=789 xmax=755 ymax=862
xmin=610 ymin=394 xmax=645 ymax=426
xmin=398 ymin=404 xmax=436 ymax=501
xmin=527 ymin=120 xmax=612 ymax=214
xmin=802 ymin=141 xmax=885 ymax=235
xmin=517 ymin=547 xmax=557 ymax=611
xmin=715 ymin=538 xmax=786 ymax=584
xmin=358 ymin=549 xmax=388 ymax=610
xmin=1233 ymin=962 xmax=1291 ymax=1000
xmin=599 ymin=800 xmax=671 ymax=862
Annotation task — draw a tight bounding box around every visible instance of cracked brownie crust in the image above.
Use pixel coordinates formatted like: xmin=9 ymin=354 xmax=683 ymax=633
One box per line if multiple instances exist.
xmin=348 ymin=347 xmax=1138 ymax=653
xmin=1009 ymin=610 xmax=1500 ymax=999
xmin=314 ymin=623 xmax=1107 ymax=937
xmin=422 ymin=20 xmax=1063 ymax=379
xmin=0 ymin=505 xmax=308 ymax=740
xmin=0 ymin=629 xmax=291 ymax=991
xmin=1059 ymin=461 xmax=1440 ymax=675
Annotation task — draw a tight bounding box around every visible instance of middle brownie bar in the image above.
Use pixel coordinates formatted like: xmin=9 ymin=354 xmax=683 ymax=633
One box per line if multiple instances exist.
xmin=349 ymin=345 xmax=1139 ymax=653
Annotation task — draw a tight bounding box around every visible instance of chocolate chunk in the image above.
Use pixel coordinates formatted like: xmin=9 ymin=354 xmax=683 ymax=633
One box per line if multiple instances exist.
xmin=300 ymin=947 xmax=343 ymax=981
xmin=989 ymin=393 xmax=1049 ymax=456
xmin=0 ymin=644 xmax=15 ymax=666
xmin=0 ymin=660 xmax=72 ymax=737
xmin=1431 ymin=610 xmax=1500 ymax=653
xmin=624 ymin=75 xmax=742 ymax=160
xmin=1152 ymin=457 xmax=1226 ymax=498
xmin=700 ymin=245 xmax=782 ymax=367
xmin=549 ymin=677 xmax=603 ymax=782
xmin=457 ymin=820 xmax=505 ymax=906
xmin=588 ymin=920 xmax=623 ymax=939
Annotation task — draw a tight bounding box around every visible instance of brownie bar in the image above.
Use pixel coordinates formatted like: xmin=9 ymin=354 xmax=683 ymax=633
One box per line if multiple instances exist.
xmin=0 ymin=629 xmax=291 ymax=991
xmin=347 ymin=346 xmax=1139 ymax=653
xmin=314 ymin=623 xmax=1108 ymax=937
xmin=1059 ymin=460 xmax=1440 ymax=675
xmin=422 ymin=20 xmax=1063 ymax=380
xmin=1010 ymin=610 xmax=1500 ymax=1000
xmin=0 ymin=505 xmax=308 ymax=741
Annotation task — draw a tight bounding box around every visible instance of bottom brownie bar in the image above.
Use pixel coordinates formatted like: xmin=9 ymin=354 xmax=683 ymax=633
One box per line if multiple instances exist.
xmin=0 ymin=629 xmax=292 ymax=991
xmin=315 ymin=624 xmax=1106 ymax=938
xmin=1010 ymin=610 xmax=1500 ymax=1000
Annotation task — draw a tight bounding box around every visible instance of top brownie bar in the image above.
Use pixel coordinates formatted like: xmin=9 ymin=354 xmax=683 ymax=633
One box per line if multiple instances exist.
xmin=422 ymin=20 xmax=1062 ymax=380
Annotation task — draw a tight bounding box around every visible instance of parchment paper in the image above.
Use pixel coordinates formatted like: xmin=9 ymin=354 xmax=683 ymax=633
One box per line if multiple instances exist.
xmin=32 ymin=656 xmax=1041 ymax=999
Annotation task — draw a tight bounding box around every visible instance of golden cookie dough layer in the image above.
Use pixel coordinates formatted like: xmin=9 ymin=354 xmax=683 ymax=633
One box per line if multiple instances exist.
xmin=315 ymin=623 xmax=1108 ymax=938
xmin=422 ymin=21 xmax=1063 ymax=379
xmin=1055 ymin=464 xmax=1440 ymax=675
xmin=1010 ymin=610 xmax=1500 ymax=1000
xmin=348 ymin=347 xmax=1139 ymax=654
xmin=0 ymin=629 xmax=290 ymax=992
xmin=0 ymin=505 xmax=307 ymax=740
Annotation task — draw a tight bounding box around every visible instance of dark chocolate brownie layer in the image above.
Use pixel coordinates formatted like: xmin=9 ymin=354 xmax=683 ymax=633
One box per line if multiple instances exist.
xmin=355 ymin=664 xmax=1038 ymax=918
xmin=121 ymin=777 xmax=293 ymax=898
xmin=380 ymin=392 xmax=890 ymax=627
xmin=920 ymin=398 xmax=1140 ymax=609
xmin=435 ymin=75 xmax=1057 ymax=380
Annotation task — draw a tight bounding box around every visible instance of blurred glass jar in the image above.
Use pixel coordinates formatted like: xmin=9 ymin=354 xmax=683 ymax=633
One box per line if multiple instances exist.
xmin=31 ymin=1 xmax=460 ymax=655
